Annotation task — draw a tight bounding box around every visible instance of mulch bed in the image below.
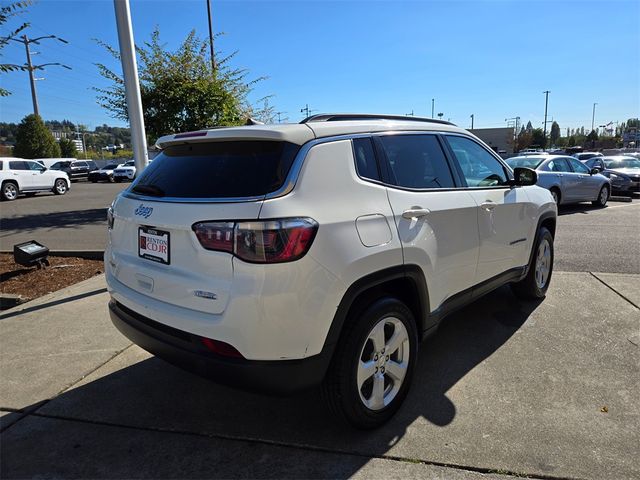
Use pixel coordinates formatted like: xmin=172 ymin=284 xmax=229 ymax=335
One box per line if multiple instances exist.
xmin=0 ymin=253 xmax=104 ymax=304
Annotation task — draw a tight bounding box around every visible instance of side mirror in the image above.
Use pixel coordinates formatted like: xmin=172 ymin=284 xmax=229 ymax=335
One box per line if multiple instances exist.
xmin=512 ymin=167 xmax=538 ymax=186
xmin=590 ymin=168 xmax=600 ymax=175
xmin=40 ymin=166 xmax=47 ymax=172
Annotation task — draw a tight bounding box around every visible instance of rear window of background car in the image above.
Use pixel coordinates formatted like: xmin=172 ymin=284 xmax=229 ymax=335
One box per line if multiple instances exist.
xmin=134 ymin=141 xmax=300 ymax=198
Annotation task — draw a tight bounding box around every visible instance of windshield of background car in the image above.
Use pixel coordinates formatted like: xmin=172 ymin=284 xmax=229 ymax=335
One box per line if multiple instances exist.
xmin=506 ymin=157 xmax=546 ymax=169
xmin=605 ymin=158 xmax=640 ymax=169
xmin=51 ymin=161 xmax=70 ymax=169
xmin=133 ymin=141 xmax=300 ymax=198
xmin=104 ymin=163 xmax=119 ymax=169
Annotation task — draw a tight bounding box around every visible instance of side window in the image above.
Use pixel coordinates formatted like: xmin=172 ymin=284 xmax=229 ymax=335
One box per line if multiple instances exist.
xmin=378 ymin=134 xmax=455 ymax=189
xmin=9 ymin=161 xmax=28 ymax=170
xmin=568 ymin=158 xmax=590 ymax=174
xmin=0 ymin=161 xmax=3 ymax=170
xmin=549 ymin=158 xmax=571 ymax=172
xmin=446 ymin=136 xmax=509 ymax=187
xmin=27 ymin=161 xmax=42 ymax=170
xmin=352 ymin=138 xmax=380 ymax=181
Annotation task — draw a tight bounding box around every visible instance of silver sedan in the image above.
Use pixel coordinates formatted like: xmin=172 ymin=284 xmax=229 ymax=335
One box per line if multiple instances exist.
xmin=507 ymin=155 xmax=611 ymax=206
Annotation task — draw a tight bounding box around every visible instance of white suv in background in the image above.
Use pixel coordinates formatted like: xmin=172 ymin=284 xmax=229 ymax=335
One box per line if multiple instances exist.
xmin=0 ymin=158 xmax=70 ymax=201
xmin=113 ymin=160 xmax=136 ymax=182
xmin=106 ymin=114 xmax=556 ymax=428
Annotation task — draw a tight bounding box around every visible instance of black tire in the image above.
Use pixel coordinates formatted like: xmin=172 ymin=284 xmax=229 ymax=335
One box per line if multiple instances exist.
xmin=114 ymin=178 xmax=122 ymax=183
xmin=550 ymin=187 xmax=561 ymax=205
xmin=592 ymin=185 xmax=609 ymax=207
xmin=53 ymin=179 xmax=68 ymax=195
xmin=1 ymin=181 xmax=18 ymax=201
xmin=322 ymin=297 xmax=418 ymax=429
xmin=90 ymin=179 xmax=97 ymax=183
xmin=511 ymin=227 xmax=554 ymax=300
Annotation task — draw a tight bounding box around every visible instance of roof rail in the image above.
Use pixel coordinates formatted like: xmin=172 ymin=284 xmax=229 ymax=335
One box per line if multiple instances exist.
xmin=300 ymin=113 xmax=455 ymax=126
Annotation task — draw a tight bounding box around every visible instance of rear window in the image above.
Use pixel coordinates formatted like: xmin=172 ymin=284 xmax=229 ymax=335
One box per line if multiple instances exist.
xmin=134 ymin=141 xmax=300 ymax=198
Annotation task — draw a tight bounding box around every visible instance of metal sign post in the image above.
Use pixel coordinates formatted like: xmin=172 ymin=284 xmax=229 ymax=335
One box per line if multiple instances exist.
xmin=113 ymin=0 xmax=148 ymax=171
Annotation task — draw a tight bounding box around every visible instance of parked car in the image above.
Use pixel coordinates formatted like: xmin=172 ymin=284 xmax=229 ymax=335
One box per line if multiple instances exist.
xmin=88 ymin=162 xmax=123 ymax=183
xmin=582 ymin=156 xmax=640 ymax=196
xmin=0 ymin=158 xmax=70 ymax=201
xmin=49 ymin=160 xmax=98 ymax=181
xmin=106 ymin=113 xmax=557 ymax=428
xmin=573 ymin=152 xmax=603 ymax=162
xmin=506 ymin=155 xmax=610 ymax=206
xmin=112 ymin=160 xmax=136 ymax=182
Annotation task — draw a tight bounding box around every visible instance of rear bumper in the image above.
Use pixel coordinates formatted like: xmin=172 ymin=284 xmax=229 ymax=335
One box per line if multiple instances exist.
xmin=108 ymin=299 xmax=330 ymax=395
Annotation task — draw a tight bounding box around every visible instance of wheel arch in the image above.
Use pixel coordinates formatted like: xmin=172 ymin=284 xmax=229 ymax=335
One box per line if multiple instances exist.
xmin=321 ymin=265 xmax=430 ymax=361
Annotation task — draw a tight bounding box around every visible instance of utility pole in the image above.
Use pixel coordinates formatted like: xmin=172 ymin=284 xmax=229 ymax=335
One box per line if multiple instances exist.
xmin=470 ymin=114 xmax=474 ymax=129
xmin=542 ymin=90 xmax=550 ymax=149
xmin=4 ymin=34 xmax=71 ymax=117
xmin=406 ymin=110 xmax=414 ymax=116
xmin=276 ymin=111 xmax=286 ymax=123
xmin=431 ymin=98 xmax=435 ymax=118
xmin=591 ymin=103 xmax=597 ymax=131
xmin=206 ymin=0 xmax=216 ymax=74
xmin=114 ymin=0 xmax=148 ymax=170
xmin=300 ymin=104 xmax=315 ymax=118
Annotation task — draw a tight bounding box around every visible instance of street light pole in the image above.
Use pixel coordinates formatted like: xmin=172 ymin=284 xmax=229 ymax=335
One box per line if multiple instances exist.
xmin=470 ymin=114 xmax=474 ymax=129
xmin=591 ymin=103 xmax=597 ymax=132
xmin=542 ymin=90 xmax=550 ymax=149
xmin=431 ymin=98 xmax=434 ymax=118
xmin=114 ymin=0 xmax=148 ymax=171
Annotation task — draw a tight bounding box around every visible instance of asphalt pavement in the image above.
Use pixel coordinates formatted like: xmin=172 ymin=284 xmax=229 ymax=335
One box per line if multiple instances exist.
xmin=1 ymin=270 xmax=638 ymax=479
xmin=0 ymin=181 xmax=127 ymax=251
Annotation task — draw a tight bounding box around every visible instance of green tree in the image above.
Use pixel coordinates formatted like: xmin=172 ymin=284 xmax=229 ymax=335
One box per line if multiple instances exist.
xmin=587 ymin=129 xmax=598 ymax=142
xmin=531 ymin=128 xmax=545 ymax=147
xmin=0 ymin=1 xmax=31 ymax=96
xmin=95 ymin=28 xmax=268 ymax=141
xmin=550 ymin=121 xmax=560 ymax=146
xmin=58 ymin=137 xmax=77 ymax=157
xmin=13 ymin=114 xmax=61 ymax=158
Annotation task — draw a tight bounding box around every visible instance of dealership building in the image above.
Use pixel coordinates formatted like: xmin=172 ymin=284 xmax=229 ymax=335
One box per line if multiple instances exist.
xmin=469 ymin=127 xmax=515 ymax=155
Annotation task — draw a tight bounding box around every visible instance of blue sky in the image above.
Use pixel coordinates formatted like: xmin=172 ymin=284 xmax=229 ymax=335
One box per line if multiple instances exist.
xmin=1 ymin=0 xmax=638 ymax=136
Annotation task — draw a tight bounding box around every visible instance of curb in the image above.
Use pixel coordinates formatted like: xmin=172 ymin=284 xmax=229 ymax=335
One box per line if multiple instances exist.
xmin=0 ymin=250 xmax=104 ymax=260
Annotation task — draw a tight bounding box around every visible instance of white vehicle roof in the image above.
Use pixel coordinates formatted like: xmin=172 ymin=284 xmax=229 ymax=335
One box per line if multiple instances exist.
xmin=155 ymin=115 xmax=467 ymax=149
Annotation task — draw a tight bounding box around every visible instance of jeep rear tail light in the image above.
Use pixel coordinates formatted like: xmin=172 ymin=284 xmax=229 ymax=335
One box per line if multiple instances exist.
xmin=192 ymin=218 xmax=318 ymax=263
xmin=192 ymin=222 xmax=234 ymax=253
xmin=201 ymin=337 xmax=244 ymax=358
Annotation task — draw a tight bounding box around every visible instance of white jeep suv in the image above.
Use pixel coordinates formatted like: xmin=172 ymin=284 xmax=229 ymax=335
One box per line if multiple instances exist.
xmin=106 ymin=114 xmax=556 ymax=428
xmin=1 ymin=158 xmax=70 ymax=201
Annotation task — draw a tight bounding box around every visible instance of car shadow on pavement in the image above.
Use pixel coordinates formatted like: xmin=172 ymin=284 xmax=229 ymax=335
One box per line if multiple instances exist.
xmin=0 ymin=208 xmax=107 ymax=236
xmin=4 ymin=286 xmax=543 ymax=478
xmin=557 ymin=203 xmax=605 ymax=216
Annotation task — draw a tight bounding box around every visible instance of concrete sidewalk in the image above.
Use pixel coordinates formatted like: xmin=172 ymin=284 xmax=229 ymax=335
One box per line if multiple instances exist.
xmin=1 ymin=272 xmax=639 ymax=479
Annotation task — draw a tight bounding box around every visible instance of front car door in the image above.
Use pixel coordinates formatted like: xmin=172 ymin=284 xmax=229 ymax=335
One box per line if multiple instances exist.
xmin=567 ymin=157 xmax=601 ymax=200
xmin=443 ymin=134 xmax=534 ymax=285
xmin=26 ymin=161 xmax=50 ymax=189
xmin=547 ymin=157 xmax=575 ymax=202
xmin=377 ymin=133 xmax=480 ymax=313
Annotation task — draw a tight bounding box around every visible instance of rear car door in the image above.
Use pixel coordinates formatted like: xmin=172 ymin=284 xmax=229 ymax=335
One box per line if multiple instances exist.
xmin=443 ymin=134 xmax=534 ymax=284
xmin=8 ymin=160 xmax=33 ymax=189
xmin=548 ymin=157 xmax=575 ymax=201
xmin=378 ymin=133 xmax=480 ymax=311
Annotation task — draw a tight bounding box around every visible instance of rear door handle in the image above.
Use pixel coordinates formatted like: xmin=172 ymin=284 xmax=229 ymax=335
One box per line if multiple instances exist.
xmin=480 ymin=201 xmax=497 ymax=211
xmin=402 ymin=208 xmax=431 ymax=219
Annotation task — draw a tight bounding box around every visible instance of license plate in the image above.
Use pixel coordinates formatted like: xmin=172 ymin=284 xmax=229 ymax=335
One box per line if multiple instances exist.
xmin=138 ymin=227 xmax=170 ymax=264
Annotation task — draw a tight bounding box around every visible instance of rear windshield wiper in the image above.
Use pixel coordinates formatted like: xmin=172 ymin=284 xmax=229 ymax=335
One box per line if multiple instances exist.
xmin=132 ymin=184 xmax=165 ymax=196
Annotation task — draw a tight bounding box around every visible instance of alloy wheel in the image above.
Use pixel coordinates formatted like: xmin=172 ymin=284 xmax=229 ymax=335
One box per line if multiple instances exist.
xmin=535 ymin=238 xmax=551 ymax=289
xmin=56 ymin=180 xmax=67 ymax=194
xmin=357 ymin=317 xmax=410 ymax=410
xmin=3 ymin=183 xmax=17 ymax=200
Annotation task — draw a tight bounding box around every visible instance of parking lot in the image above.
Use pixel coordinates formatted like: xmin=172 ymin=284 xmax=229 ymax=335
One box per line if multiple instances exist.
xmin=1 ymin=184 xmax=639 ymax=479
